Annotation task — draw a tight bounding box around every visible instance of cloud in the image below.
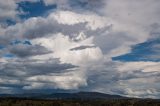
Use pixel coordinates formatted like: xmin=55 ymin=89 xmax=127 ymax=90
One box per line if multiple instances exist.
xmin=8 ymin=43 xmax=52 ymax=58
xmin=24 ymin=70 xmax=87 ymax=90
xmin=0 ymin=0 xmax=18 ymax=22
xmin=0 ymin=0 xmax=160 ymax=99
xmin=0 ymin=9 xmax=106 ymax=93
xmin=0 ymin=58 xmax=77 ymax=77
xmin=83 ymin=61 xmax=160 ymax=98
xmin=43 ymin=0 xmax=105 ymax=12
xmin=1 ymin=10 xmax=108 ymax=45
xmin=52 ymin=11 xmax=107 ymax=30
xmin=112 ymin=35 xmax=160 ymax=62
xmin=115 ymin=61 xmax=160 ymax=98
xmin=43 ymin=0 xmax=68 ymax=8
xmin=117 ymin=61 xmax=160 ymax=73
xmin=0 ymin=87 xmax=17 ymax=94
xmin=103 ymin=0 xmax=160 ymax=41
xmin=0 ymin=57 xmax=79 ymax=91
xmin=0 ymin=0 xmax=40 ymax=25
xmin=70 ymin=45 xmax=96 ymax=51
xmin=33 ymin=33 xmax=103 ymax=66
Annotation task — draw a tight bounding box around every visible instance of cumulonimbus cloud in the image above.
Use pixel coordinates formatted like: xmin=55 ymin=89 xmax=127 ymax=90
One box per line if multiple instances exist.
xmin=0 ymin=0 xmax=160 ymax=99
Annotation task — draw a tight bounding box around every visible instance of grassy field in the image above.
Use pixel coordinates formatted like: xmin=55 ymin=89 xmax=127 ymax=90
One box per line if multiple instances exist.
xmin=0 ymin=98 xmax=160 ymax=106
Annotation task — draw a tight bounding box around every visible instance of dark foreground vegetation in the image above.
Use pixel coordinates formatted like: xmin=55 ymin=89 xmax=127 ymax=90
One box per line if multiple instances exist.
xmin=0 ymin=98 xmax=160 ymax=106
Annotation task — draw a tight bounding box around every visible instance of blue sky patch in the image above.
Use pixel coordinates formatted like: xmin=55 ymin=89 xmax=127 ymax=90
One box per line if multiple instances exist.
xmin=10 ymin=40 xmax=22 ymax=45
xmin=18 ymin=0 xmax=57 ymax=19
xmin=3 ymin=53 xmax=15 ymax=58
xmin=69 ymin=0 xmax=88 ymax=9
xmin=10 ymin=40 xmax=32 ymax=45
xmin=0 ymin=45 xmax=5 ymax=50
xmin=6 ymin=19 xmax=17 ymax=26
xmin=23 ymin=40 xmax=32 ymax=45
xmin=112 ymin=38 xmax=160 ymax=62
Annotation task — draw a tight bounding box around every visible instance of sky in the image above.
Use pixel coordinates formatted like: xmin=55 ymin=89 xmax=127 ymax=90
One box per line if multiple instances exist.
xmin=0 ymin=0 xmax=160 ymax=99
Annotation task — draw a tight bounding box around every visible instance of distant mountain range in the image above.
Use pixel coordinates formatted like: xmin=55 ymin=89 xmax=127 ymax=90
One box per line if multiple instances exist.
xmin=0 ymin=92 xmax=126 ymax=100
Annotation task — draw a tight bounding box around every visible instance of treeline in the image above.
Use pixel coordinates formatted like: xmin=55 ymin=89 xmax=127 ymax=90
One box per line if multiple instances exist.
xmin=0 ymin=98 xmax=160 ymax=106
